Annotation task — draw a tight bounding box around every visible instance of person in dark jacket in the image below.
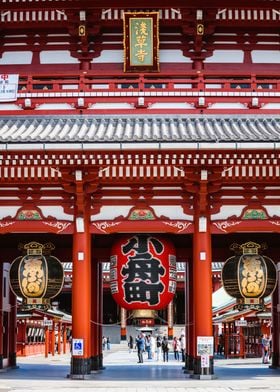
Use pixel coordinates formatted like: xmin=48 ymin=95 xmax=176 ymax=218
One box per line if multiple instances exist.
xmin=135 ymin=333 xmax=145 ymax=363
xmin=161 ymin=336 xmax=169 ymax=362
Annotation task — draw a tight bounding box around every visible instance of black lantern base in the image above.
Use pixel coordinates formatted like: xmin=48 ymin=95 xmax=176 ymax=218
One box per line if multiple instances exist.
xmin=98 ymin=353 xmax=106 ymax=370
xmin=70 ymin=357 xmax=91 ymax=378
xmin=90 ymin=355 xmax=100 ymax=371
xmin=184 ymin=353 xmax=194 ymax=373
xmin=9 ymin=352 xmax=18 ymax=368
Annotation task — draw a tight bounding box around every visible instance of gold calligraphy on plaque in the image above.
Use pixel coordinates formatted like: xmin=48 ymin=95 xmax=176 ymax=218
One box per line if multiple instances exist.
xmin=134 ymin=21 xmax=149 ymax=62
xmin=21 ymin=257 xmax=46 ymax=297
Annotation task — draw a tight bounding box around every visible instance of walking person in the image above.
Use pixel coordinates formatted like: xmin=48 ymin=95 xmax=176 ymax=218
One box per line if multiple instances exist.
xmin=135 ymin=333 xmax=145 ymax=363
xmin=150 ymin=334 xmax=156 ymax=359
xmin=102 ymin=336 xmax=107 ymax=350
xmin=162 ymin=336 xmax=169 ymax=362
xmin=145 ymin=334 xmax=152 ymax=359
xmin=128 ymin=335 xmax=134 ymax=353
xmin=217 ymin=334 xmax=224 ymax=355
xmin=106 ymin=336 xmax=111 ymax=350
xmin=156 ymin=335 xmax=162 ymax=361
xmin=180 ymin=334 xmax=186 ymax=362
xmin=173 ymin=336 xmax=180 ymax=360
xmin=261 ymin=334 xmax=270 ymax=364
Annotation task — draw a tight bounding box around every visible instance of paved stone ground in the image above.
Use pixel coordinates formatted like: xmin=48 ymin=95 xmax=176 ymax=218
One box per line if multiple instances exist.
xmin=0 ymin=345 xmax=279 ymax=392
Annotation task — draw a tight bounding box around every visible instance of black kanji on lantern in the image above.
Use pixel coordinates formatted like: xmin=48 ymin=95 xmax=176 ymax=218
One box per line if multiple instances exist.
xmin=121 ymin=235 xmax=165 ymax=305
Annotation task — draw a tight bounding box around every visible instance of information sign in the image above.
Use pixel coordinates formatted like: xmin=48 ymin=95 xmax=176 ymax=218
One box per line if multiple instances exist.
xmin=72 ymin=338 xmax=84 ymax=356
xmin=197 ymin=336 xmax=214 ymax=356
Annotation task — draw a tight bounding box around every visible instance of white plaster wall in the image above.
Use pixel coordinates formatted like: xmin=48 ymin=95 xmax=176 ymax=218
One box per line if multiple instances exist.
xmin=205 ymin=50 xmax=244 ymax=63
xmin=91 ymin=205 xmax=193 ymax=221
xmin=91 ymin=49 xmax=191 ymax=63
xmin=263 ymin=206 xmax=280 ymax=217
xmin=0 ymin=104 xmax=23 ymax=110
xmin=0 ymin=51 xmax=33 ymax=64
xmin=40 ymin=50 xmax=79 ymax=64
xmin=0 ymin=207 xmax=19 ymax=219
xmin=208 ymin=102 xmax=247 ymax=109
xmin=251 ymin=50 xmax=280 ymax=63
xmin=92 ymin=50 xmax=123 ymax=63
xmin=159 ymin=49 xmax=192 ymax=63
xmin=91 ymin=206 xmax=133 ymax=221
xmin=151 ymin=205 xmax=193 ymax=220
xmin=35 ymin=103 xmax=73 ymax=110
xmin=40 ymin=206 xmax=74 ymax=221
xmin=148 ymin=102 xmax=194 ymax=109
xmin=211 ymin=205 xmax=246 ymax=220
xmin=89 ymin=103 xmax=134 ymax=109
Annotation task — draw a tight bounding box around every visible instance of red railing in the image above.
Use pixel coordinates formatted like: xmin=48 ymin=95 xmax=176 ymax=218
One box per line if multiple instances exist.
xmin=17 ymin=73 xmax=280 ymax=93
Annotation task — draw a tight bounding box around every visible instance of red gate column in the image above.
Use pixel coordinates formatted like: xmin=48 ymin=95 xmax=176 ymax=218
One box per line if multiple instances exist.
xmin=97 ymin=261 xmax=104 ymax=369
xmin=45 ymin=327 xmax=49 ymax=358
xmin=167 ymin=301 xmax=174 ymax=340
xmin=71 ymin=214 xmax=91 ymax=377
xmin=192 ymin=179 xmax=214 ymax=378
xmin=271 ymin=266 xmax=280 ymax=368
xmin=9 ymin=289 xmax=17 ymax=367
xmin=0 ymin=264 xmax=3 ymax=369
xmin=90 ymin=259 xmax=99 ymax=371
xmin=120 ymin=308 xmax=127 ymax=342
xmin=57 ymin=322 xmax=62 ymax=355
xmin=185 ymin=260 xmax=195 ymax=373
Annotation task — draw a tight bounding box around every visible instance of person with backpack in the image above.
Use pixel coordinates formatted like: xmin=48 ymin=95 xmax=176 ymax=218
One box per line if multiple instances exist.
xmin=161 ymin=336 xmax=169 ymax=362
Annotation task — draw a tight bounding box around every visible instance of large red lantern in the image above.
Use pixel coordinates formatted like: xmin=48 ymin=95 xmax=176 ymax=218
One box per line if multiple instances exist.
xmin=222 ymin=241 xmax=277 ymax=310
xmin=9 ymin=241 xmax=64 ymax=310
xmin=110 ymin=235 xmax=177 ymax=310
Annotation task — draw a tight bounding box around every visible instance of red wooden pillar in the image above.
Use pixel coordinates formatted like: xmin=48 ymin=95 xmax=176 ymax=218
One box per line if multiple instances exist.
xmin=98 ymin=261 xmax=104 ymax=369
xmin=90 ymin=259 xmax=99 ymax=371
xmin=167 ymin=301 xmax=174 ymax=340
xmin=57 ymin=322 xmax=62 ymax=355
xmin=71 ymin=215 xmax=91 ymax=376
xmin=192 ymin=210 xmax=214 ymax=377
xmin=45 ymin=327 xmax=49 ymax=358
xmin=51 ymin=321 xmax=55 ymax=356
xmin=120 ymin=308 xmax=127 ymax=342
xmin=185 ymin=260 xmax=195 ymax=372
xmin=62 ymin=326 xmax=67 ymax=354
xmin=0 ymin=264 xmax=3 ymax=369
xmin=271 ymin=275 xmax=279 ymax=367
xmin=9 ymin=289 xmax=17 ymax=367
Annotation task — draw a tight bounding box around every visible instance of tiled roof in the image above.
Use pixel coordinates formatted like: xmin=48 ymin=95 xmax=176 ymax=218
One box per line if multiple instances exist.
xmin=0 ymin=115 xmax=279 ymax=144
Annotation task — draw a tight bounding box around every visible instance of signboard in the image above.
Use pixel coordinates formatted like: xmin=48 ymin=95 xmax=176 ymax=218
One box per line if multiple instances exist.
xmin=235 ymin=320 xmax=248 ymax=327
xmin=72 ymin=338 xmax=84 ymax=356
xmin=123 ymin=12 xmax=159 ymax=72
xmin=197 ymin=336 xmax=214 ymax=356
xmin=201 ymin=354 xmax=210 ymax=368
xmin=0 ymin=74 xmax=19 ymax=102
